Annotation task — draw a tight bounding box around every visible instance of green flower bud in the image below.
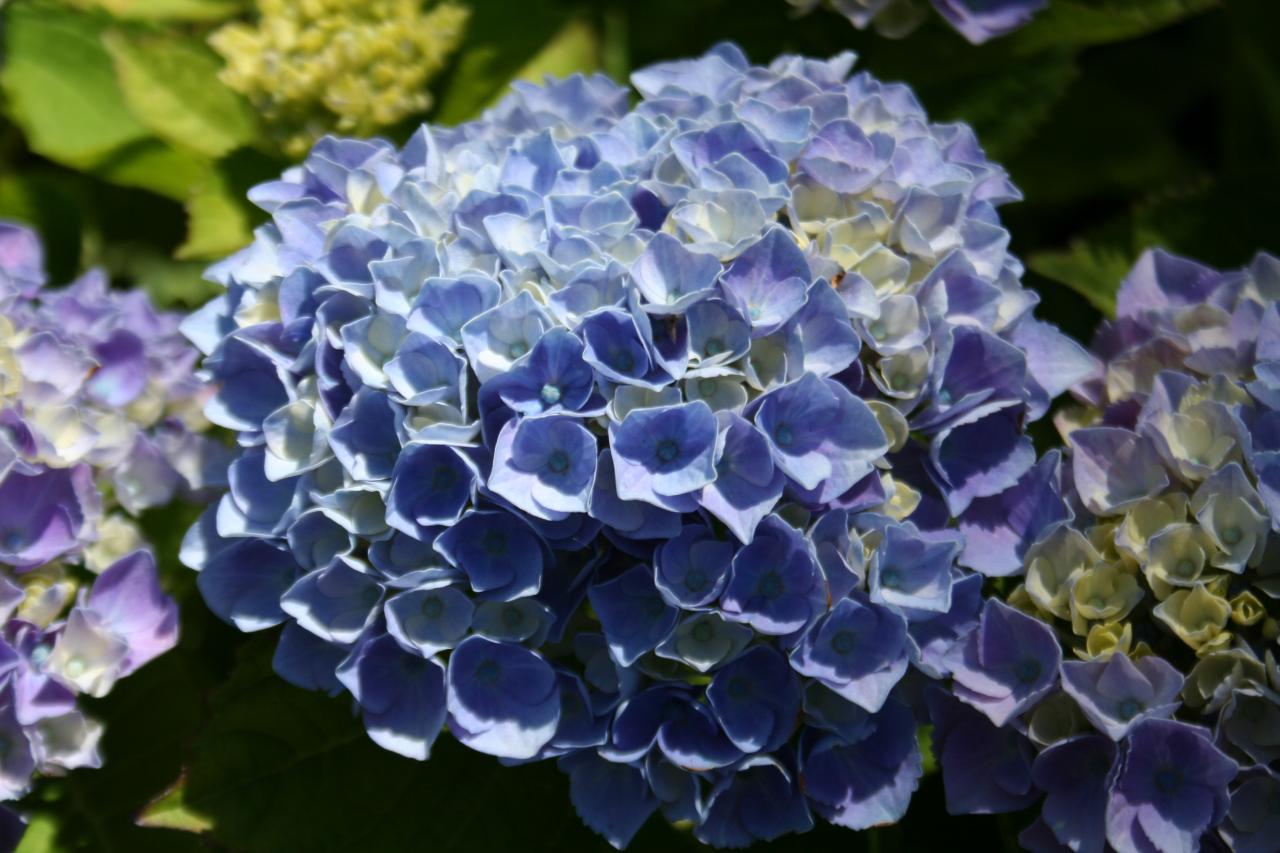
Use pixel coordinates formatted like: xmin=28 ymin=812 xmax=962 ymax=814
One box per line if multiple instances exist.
xmin=1183 ymin=648 xmax=1266 ymax=712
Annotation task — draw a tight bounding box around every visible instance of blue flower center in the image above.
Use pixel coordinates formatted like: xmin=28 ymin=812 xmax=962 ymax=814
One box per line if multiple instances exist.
xmin=481 ymin=531 xmax=508 ymax=556
xmin=2 ymin=532 xmax=22 ymax=552
xmin=613 ymin=350 xmax=635 ymax=372
xmin=421 ymin=596 xmax=444 ymax=619
xmin=1174 ymin=558 xmax=1197 ymax=578
xmin=644 ymin=595 xmax=666 ymax=618
xmin=29 ymin=644 xmax=51 ymax=667
xmin=655 ymin=438 xmax=681 ymax=464
xmin=1221 ymin=526 xmax=1242 ymax=546
xmin=1014 ymin=659 xmax=1042 ymax=684
xmin=1117 ymin=699 xmax=1142 ymax=721
xmin=1155 ymin=767 xmax=1182 ymax=795
xmin=697 ymin=378 xmax=718 ymax=397
xmin=431 ymin=466 xmax=457 ymax=490
xmin=831 ymin=630 xmax=857 ymax=655
xmin=757 ymin=571 xmax=784 ymax=600
xmin=690 ymin=621 xmax=714 ymax=643
xmin=508 ymin=341 xmax=528 ymax=359
xmin=501 ymin=606 xmax=525 ymax=629
xmin=727 ymin=676 xmax=752 ymax=701
xmin=684 ymin=569 xmax=707 ymax=592
xmin=539 ymin=383 xmax=562 ymax=405
xmin=889 ymin=372 xmax=911 ymax=390
xmin=868 ymin=320 xmax=887 ymax=340
xmin=546 ymin=450 xmax=570 ymax=474
xmin=361 ymin=586 xmax=381 ymax=607
xmin=704 ymin=338 xmax=725 ymax=356
xmin=774 ymin=425 xmax=794 ymax=447
xmin=748 ymin=306 xmax=762 ymax=321
xmin=937 ymin=388 xmax=953 ymax=405
xmin=880 ymin=567 xmax=901 ymax=589
xmin=475 ymin=659 xmax=502 ymax=686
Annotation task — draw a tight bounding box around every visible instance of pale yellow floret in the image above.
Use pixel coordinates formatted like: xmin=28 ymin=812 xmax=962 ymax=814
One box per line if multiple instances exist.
xmin=1152 ymin=583 xmax=1231 ymax=652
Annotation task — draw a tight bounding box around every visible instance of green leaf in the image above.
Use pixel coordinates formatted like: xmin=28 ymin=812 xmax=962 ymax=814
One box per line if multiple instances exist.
xmin=1010 ymin=0 xmax=1221 ymax=53
xmin=0 ymin=3 xmax=149 ymax=168
xmin=91 ymin=139 xmax=211 ymax=202
xmin=103 ymin=29 xmax=259 ymax=159
xmin=176 ymin=167 xmax=254 ymax=261
xmin=62 ymin=0 xmax=247 ymax=21
xmin=137 ymin=783 xmax=215 ymax=833
xmin=931 ymin=50 xmax=1078 ymax=159
xmin=432 ymin=0 xmax=598 ymax=125
xmin=1028 ymin=238 xmax=1132 ymax=316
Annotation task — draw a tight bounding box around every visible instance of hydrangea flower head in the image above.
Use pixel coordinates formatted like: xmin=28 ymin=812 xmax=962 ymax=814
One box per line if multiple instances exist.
xmin=0 ymin=222 xmax=200 ymax=827
xmin=183 ymin=44 xmax=1085 ymax=847
xmin=928 ymin=248 xmax=1280 ymax=852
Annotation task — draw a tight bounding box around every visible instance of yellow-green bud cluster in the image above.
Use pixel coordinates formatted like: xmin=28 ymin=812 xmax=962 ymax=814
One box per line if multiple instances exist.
xmin=211 ymin=0 xmax=469 ymax=156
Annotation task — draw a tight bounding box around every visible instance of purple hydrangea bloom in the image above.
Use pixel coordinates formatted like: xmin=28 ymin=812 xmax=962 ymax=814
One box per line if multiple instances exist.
xmin=794 ymin=0 xmax=1047 ymax=45
xmin=944 ymin=599 xmax=1061 ymax=726
xmin=182 ymin=45 xmax=1078 ymax=847
xmin=0 ymin=222 xmax=200 ymax=830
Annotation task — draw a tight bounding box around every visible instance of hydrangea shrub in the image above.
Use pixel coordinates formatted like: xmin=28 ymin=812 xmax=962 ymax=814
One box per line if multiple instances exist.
xmin=928 ymin=249 xmax=1280 ymax=853
xmin=0 ymin=222 xmax=219 ymax=830
xmin=183 ymin=44 xmax=1092 ymax=847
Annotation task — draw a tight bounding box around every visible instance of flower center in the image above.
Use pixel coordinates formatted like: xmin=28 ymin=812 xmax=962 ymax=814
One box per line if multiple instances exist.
xmin=937 ymin=388 xmax=953 ymax=405
xmin=880 ymin=567 xmax=901 ymax=589
xmin=613 ymin=350 xmax=635 ymax=372
xmin=757 ymin=571 xmax=783 ymax=600
xmin=2 ymin=532 xmax=22 ymax=552
xmin=1155 ymin=767 xmax=1182 ymax=795
xmin=831 ymin=630 xmax=857 ymax=655
xmin=1174 ymin=558 xmax=1197 ymax=578
xmin=421 ymin=596 xmax=444 ymax=619
xmin=684 ymin=569 xmax=707 ymax=592
xmin=697 ymin=378 xmax=718 ymax=397
xmin=475 ymin=659 xmax=502 ymax=686
xmin=539 ymin=383 xmax=562 ymax=405
xmin=502 ymin=606 xmax=524 ymax=628
xmin=655 ymin=438 xmax=680 ymax=464
xmin=691 ymin=621 xmax=714 ymax=643
xmin=508 ymin=341 xmax=528 ymax=359
xmin=774 ymin=424 xmax=794 ymax=447
xmin=546 ymin=450 xmax=570 ymax=474
xmin=1117 ymin=699 xmax=1142 ymax=721
xmin=868 ymin=320 xmax=887 ymax=340
xmin=481 ymin=531 xmax=508 ymax=556
xmin=727 ymin=676 xmax=751 ymax=701
xmin=1221 ymin=526 xmax=1242 ymax=546
xmin=1014 ymin=659 xmax=1041 ymax=684
xmin=431 ymin=466 xmax=457 ymax=491
xmin=704 ymin=338 xmax=725 ymax=356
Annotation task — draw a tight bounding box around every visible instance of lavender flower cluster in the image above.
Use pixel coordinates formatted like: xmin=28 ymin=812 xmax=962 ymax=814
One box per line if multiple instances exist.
xmin=791 ymin=0 xmax=1047 ymax=45
xmin=0 ymin=222 xmax=211 ymax=819
xmin=927 ymin=250 xmax=1280 ymax=853
xmin=181 ymin=43 xmax=1095 ymax=847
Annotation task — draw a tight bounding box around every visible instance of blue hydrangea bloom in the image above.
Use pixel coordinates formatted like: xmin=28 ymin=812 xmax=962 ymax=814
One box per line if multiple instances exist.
xmin=182 ymin=45 xmax=1082 ymax=847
